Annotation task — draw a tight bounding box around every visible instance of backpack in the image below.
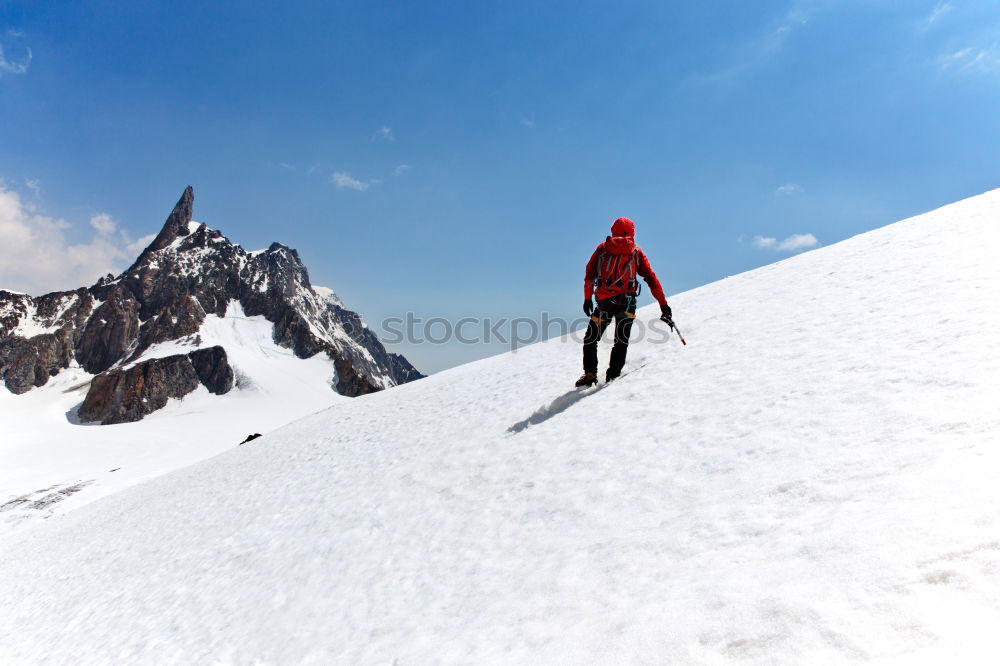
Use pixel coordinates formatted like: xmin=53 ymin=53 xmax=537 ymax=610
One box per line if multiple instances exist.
xmin=596 ymin=243 xmax=641 ymax=295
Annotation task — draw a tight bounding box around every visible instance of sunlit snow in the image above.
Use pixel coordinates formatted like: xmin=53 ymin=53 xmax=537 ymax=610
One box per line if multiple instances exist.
xmin=0 ymin=301 xmax=341 ymax=534
xmin=2 ymin=190 xmax=999 ymax=663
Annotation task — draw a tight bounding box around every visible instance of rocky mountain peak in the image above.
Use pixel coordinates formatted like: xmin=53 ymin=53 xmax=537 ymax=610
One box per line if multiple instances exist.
xmin=0 ymin=186 xmax=423 ymax=423
xmin=136 ymin=185 xmax=195 ymax=261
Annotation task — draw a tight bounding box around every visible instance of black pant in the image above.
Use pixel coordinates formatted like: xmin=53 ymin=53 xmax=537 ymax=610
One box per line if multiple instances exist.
xmin=583 ymin=294 xmax=637 ymax=376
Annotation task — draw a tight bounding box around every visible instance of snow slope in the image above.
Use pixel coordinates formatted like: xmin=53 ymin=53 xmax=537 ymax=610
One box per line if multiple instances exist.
xmin=2 ymin=191 xmax=999 ymax=663
xmin=0 ymin=301 xmax=343 ymax=534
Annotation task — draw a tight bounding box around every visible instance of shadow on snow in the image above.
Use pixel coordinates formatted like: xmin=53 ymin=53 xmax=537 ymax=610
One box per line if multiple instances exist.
xmin=507 ymin=384 xmax=608 ymax=433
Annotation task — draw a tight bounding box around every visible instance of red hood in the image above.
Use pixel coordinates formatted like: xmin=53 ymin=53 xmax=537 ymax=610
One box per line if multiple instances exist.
xmin=603 ymin=235 xmax=635 ymax=255
xmin=611 ymin=217 xmax=634 ymax=237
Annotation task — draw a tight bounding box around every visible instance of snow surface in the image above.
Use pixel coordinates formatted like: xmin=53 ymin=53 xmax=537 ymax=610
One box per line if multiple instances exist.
xmin=314 ymin=284 xmax=344 ymax=309
xmin=10 ymin=308 xmax=61 ymax=337
xmin=3 ymin=293 xmax=82 ymax=338
xmin=2 ymin=190 xmax=1000 ymax=663
xmin=0 ymin=301 xmax=342 ymax=535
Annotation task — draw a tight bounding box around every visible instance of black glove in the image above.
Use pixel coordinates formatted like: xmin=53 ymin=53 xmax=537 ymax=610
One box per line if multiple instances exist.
xmin=583 ymin=299 xmax=594 ymax=316
xmin=660 ymin=303 xmax=674 ymax=327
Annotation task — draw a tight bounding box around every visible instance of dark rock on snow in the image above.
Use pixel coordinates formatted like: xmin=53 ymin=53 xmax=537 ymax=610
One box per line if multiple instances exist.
xmin=136 ymin=185 xmax=195 ymax=260
xmin=78 ymin=345 xmax=234 ymax=425
xmin=0 ymin=288 xmax=95 ymax=394
xmin=1 ymin=186 xmax=422 ymax=421
xmin=189 ymin=346 xmax=235 ymax=395
xmin=76 ymin=285 xmax=142 ymax=375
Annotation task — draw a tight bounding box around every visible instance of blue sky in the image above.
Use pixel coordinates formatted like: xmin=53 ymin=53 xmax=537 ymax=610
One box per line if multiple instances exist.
xmin=2 ymin=1 xmax=999 ymax=372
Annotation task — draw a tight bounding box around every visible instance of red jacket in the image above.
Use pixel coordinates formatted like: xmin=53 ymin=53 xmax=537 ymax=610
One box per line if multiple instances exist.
xmin=584 ymin=218 xmax=668 ymax=305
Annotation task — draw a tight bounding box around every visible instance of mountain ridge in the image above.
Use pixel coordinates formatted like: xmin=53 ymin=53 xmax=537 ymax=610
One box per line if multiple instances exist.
xmin=0 ymin=187 xmax=421 ymax=422
xmin=3 ymin=188 xmax=998 ymax=662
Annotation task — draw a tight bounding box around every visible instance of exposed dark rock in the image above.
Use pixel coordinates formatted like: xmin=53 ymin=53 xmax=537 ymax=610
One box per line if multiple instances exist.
xmin=2 ymin=185 xmax=423 ymax=418
xmin=189 ymin=346 xmax=234 ymax=395
xmin=128 ymin=295 xmax=206 ymax=363
xmin=75 ymin=285 xmax=141 ymax=374
xmin=94 ymin=273 xmax=115 ymax=288
xmin=79 ymin=354 xmax=200 ymax=425
xmin=78 ymin=347 xmax=233 ymax=424
xmin=0 ymin=332 xmax=72 ymax=394
xmin=239 ymin=433 xmax=262 ymax=445
xmin=135 ymin=186 xmax=194 ymax=261
xmin=0 ymin=290 xmax=31 ymax=338
xmin=333 ymin=356 xmax=381 ymax=396
xmin=0 ymin=289 xmax=94 ymax=393
xmin=272 ymin=308 xmax=323 ymax=358
xmin=384 ymin=351 xmax=424 ymax=385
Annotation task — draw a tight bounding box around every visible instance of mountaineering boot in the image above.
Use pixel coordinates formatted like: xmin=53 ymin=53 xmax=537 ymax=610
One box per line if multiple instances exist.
xmin=605 ymin=369 xmax=620 ymax=383
xmin=575 ymin=372 xmax=598 ymax=387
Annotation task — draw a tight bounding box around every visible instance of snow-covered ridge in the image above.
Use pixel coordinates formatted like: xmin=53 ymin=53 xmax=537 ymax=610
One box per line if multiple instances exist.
xmin=122 ymin=300 xmax=339 ymax=386
xmin=0 ymin=291 xmax=83 ymax=338
xmin=0 ymin=186 xmax=420 ymax=403
xmin=136 ymin=223 xmax=384 ymax=377
xmin=313 ymin=284 xmax=344 ymax=309
xmin=1 ymin=186 xmax=420 ymax=531
xmin=2 ymin=189 xmax=998 ymax=662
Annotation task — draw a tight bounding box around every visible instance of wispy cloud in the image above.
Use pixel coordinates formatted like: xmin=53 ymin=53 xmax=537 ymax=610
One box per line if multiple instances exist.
xmin=24 ymin=178 xmax=41 ymax=197
xmin=0 ymin=36 xmax=31 ymax=76
xmin=331 ymin=171 xmax=380 ymax=192
xmin=939 ymin=46 xmax=999 ymax=73
xmin=748 ymin=232 xmax=819 ymax=253
xmin=0 ymin=185 xmax=151 ymax=294
xmin=763 ymin=8 xmax=809 ymax=54
xmin=520 ymin=113 xmax=536 ymax=129
xmin=89 ymin=213 xmax=117 ymax=236
xmin=924 ymin=2 xmax=953 ymax=29
xmin=777 ymin=233 xmax=819 ymax=251
xmin=394 ymin=164 xmax=410 ymax=176
xmin=374 ymin=126 xmax=395 ymax=142
xmin=128 ymin=233 xmax=157 ymax=255
xmin=694 ymin=5 xmax=811 ymax=85
xmin=776 ymin=183 xmax=803 ymax=196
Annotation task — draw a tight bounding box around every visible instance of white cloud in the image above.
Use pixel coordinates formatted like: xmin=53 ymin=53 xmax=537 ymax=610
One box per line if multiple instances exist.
xmin=778 ymin=233 xmax=819 ymax=251
xmin=763 ymin=8 xmax=809 ymax=54
xmin=24 ymin=178 xmax=41 ymax=197
xmin=89 ymin=213 xmax=117 ymax=236
xmin=941 ymin=47 xmax=974 ymax=68
xmin=749 ymin=232 xmax=819 ymax=253
xmin=394 ymin=164 xmax=410 ymax=176
xmin=0 ymin=185 xmax=147 ymax=295
xmin=694 ymin=5 xmax=810 ymax=84
xmin=940 ymin=46 xmax=999 ymax=73
xmin=776 ymin=183 xmax=803 ymax=196
xmin=331 ymin=171 xmax=380 ymax=192
xmin=126 ymin=233 xmax=157 ymax=256
xmin=924 ymin=2 xmax=953 ymax=28
xmin=520 ymin=113 xmax=536 ymax=128
xmin=374 ymin=126 xmax=395 ymax=142
xmin=0 ymin=39 xmax=31 ymax=76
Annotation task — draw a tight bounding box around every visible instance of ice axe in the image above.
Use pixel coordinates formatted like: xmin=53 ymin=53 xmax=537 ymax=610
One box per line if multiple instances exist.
xmin=660 ymin=314 xmax=687 ymax=346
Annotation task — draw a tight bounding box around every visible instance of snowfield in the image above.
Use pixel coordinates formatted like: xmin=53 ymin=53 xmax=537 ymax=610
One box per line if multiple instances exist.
xmin=2 ymin=190 xmax=999 ymax=663
xmin=0 ymin=301 xmax=343 ymax=534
